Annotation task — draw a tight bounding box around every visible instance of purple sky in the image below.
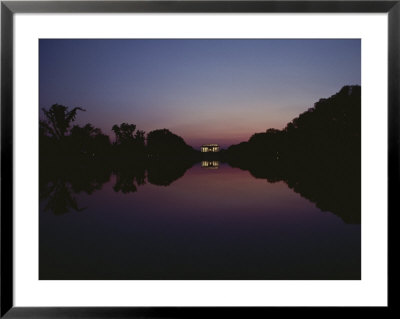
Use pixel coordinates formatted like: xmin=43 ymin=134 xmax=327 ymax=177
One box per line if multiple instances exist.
xmin=39 ymin=39 xmax=361 ymax=149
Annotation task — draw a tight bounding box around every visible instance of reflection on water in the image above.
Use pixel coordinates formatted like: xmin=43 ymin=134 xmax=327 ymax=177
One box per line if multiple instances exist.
xmin=40 ymin=161 xmax=360 ymax=280
xmin=39 ymin=163 xmax=112 ymax=215
xmin=201 ymin=161 xmax=219 ymax=169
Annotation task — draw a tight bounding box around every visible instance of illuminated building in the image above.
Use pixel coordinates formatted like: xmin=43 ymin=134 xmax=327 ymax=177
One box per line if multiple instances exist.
xmin=201 ymin=144 xmax=219 ymax=152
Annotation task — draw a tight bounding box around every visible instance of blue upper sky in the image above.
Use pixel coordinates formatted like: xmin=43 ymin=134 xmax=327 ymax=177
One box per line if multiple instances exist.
xmin=39 ymin=39 xmax=361 ymax=148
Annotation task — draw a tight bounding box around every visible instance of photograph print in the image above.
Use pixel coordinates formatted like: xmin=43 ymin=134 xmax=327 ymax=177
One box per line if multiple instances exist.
xmin=39 ymin=39 xmax=361 ymax=280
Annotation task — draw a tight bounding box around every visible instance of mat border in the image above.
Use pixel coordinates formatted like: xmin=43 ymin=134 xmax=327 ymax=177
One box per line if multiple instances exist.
xmin=1 ymin=1 xmax=397 ymax=317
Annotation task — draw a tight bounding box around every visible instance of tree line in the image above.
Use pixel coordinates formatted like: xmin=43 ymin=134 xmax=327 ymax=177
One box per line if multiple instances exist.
xmin=224 ymin=85 xmax=360 ymax=166
xmin=39 ymin=104 xmax=197 ymax=162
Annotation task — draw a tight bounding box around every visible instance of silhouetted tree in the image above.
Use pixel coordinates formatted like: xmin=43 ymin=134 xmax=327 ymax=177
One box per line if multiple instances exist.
xmin=112 ymin=123 xmax=147 ymax=158
xmin=40 ymin=104 xmax=85 ymax=140
xmin=147 ymin=129 xmax=194 ymax=158
xmin=112 ymin=123 xmax=136 ymax=145
xmin=39 ymin=104 xmax=86 ymax=158
xmin=134 ymin=130 xmax=146 ymax=150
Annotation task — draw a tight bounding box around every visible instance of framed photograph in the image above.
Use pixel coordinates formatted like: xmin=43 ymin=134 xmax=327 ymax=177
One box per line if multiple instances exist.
xmin=1 ymin=0 xmax=396 ymax=317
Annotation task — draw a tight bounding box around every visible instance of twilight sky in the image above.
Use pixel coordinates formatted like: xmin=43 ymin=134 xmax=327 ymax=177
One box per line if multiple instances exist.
xmin=39 ymin=39 xmax=361 ymax=149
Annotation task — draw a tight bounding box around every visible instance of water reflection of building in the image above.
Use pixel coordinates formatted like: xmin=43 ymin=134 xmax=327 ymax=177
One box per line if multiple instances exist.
xmin=201 ymin=144 xmax=219 ymax=152
xmin=201 ymin=161 xmax=219 ymax=169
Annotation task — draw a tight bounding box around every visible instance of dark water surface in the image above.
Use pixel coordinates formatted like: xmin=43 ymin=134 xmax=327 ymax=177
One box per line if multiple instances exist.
xmin=40 ymin=162 xmax=360 ymax=280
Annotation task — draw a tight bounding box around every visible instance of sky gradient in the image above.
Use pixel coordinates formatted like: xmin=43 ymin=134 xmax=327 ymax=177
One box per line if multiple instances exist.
xmin=39 ymin=39 xmax=361 ymax=149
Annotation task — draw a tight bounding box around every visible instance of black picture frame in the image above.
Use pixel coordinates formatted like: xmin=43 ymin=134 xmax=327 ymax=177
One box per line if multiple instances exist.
xmin=1 ymin=0 xmax=396 ymax=317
